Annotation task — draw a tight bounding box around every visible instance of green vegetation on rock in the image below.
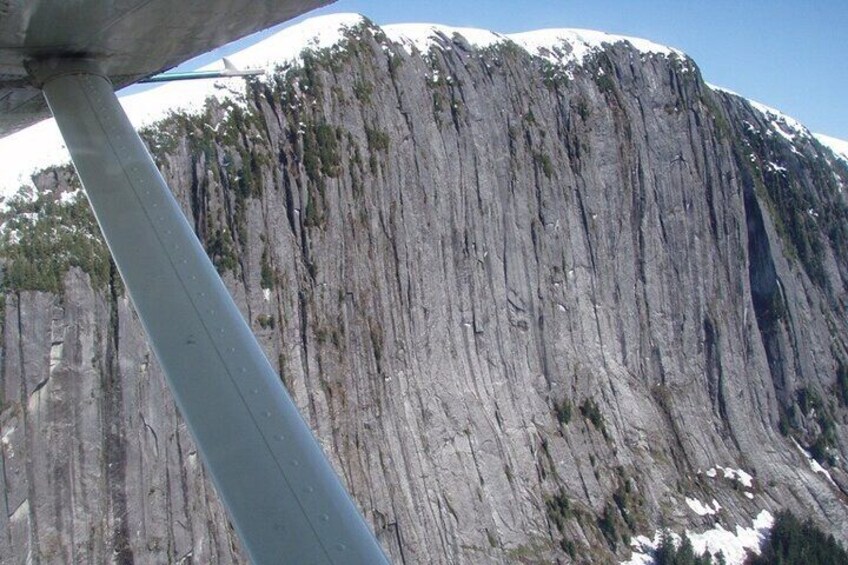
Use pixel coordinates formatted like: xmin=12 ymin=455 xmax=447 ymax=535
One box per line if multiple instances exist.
xmin=545 ymin=488 xmax=572 ymax=533
xmin=580 ymin=397 xmax=608 ymax=438
xmin=749 ymin=510 xmax=848 ymax=565
xmin=553 ymin=397 xmax=572 ymax=425
xmin=654 ymin=530 xmax=722 ymax=565
xmin=0 ymin=184 xmax=111 ymax=293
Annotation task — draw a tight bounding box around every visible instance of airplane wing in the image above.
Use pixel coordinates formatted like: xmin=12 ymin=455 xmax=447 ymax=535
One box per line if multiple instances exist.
xmin=2 ymin=1 xmax=391 ymax=563
xmin=0 ymin=0 xmax=330 ymax=137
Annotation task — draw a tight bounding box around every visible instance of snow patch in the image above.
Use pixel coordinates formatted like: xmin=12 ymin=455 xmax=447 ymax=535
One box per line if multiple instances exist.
xmin=815 ymin=133 xmax=848 ymax=163
xmin=707 ymin=83 xmax=741 ymax=97
xmin=710 ymin=83 xmax=811 ymax=146
xmin=1 ymin=426 xmax=15 ymax=459
xmin=689 ymin=510 xmax=773 ymax=564
xmin=223 ymin=13 xmax=366 ymax=73
xmin=59 ymin=189 xmax=81 ymax=204
xmin=792 ymin=438 xmax=837 ymax=487
xmin=685 ymin=497 xmax=720 ymax=516
xmin=509 ymin=27 xmax=683 ymax=67
xmin=702 ymin=465 xmax=753 ymax=488
xmin=383 ymin=23 xmax=506 ymax=55
xmin=766 ymin=161 xmax=787 ymax=174
xmin=747 ymin=99 xmax=812 ymax=143
xmin=708 ymin=83 xmax=828 ymax=154
xmin=623 ymin=510 xmax=773 ymax=565
xmin=384 ymin=21 xmax=683 ymax=67
xmin=726 ymin=467 xmax=753 ymax=488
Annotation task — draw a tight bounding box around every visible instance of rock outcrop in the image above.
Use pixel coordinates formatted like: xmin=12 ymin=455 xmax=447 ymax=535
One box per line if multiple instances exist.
xmin=2 ymin=15 xmax=848 ymax=564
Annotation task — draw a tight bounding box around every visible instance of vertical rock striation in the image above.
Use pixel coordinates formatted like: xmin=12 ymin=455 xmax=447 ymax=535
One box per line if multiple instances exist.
xmin=2 ymin=16 xmax=847 ymax=563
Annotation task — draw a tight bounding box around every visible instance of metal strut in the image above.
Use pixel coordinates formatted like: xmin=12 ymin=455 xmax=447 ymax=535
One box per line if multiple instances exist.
xmin=32 ymin=59 xmax=388 ymax=565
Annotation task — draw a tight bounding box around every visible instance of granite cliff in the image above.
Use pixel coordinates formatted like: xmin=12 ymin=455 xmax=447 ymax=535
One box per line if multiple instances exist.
xmin=2 ymin=14 xmax=848 ymax=564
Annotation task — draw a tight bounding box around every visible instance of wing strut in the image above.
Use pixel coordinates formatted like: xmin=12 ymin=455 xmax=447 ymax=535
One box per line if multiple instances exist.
xmin=139 ymin=58 xmax=265 ymax=83
xmin=31 ymin=58 xmax=389 ymax=565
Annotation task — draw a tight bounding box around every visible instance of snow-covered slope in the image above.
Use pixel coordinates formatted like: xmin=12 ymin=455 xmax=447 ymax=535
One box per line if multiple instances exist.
xmin=816 ymin=133 xmax=848 ymax=163
xmin=0 ymin=12 xmax=845 ymax=199
xmin=507 ymin=27 xmax=683 ymax=65
xmin=383 ymin=23 xmax=506 ymax=54
xmin=708 ymin=83 xmax=848 ymax=165
xmin=382 ymin=22 xmax=683 ymax=64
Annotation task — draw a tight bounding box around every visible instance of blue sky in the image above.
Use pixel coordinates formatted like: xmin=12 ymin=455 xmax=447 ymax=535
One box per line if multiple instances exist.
xmin=210 ymin=1 xmax=848 ymax=139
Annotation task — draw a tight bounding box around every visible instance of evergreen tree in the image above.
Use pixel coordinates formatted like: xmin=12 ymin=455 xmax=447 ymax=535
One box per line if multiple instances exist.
xmin=749 ymin=510 xmax=848 ymax=565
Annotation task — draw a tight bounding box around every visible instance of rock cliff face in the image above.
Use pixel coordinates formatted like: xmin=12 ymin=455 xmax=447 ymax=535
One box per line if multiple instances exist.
xmin=2 ymin=15 xmax=848 ymax=564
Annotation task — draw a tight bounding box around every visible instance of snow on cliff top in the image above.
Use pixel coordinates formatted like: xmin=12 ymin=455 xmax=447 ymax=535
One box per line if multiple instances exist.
xmin=0 ymin=12 xmax=843 ymax=197
xmin=383 ymin=22 xmax=685 ymax=64
xmin=507 ymin=27 xmax=683 ymax=65
xmin=708 ymin=83 xmax=814 ymax=141
xmin=708 ymin=83 xmax=848 ymax=164
xmin=0 ymin=13 xmax=363 ymax=198
xmin=383 ymin=23 xmax=507 ymax=53
xmin=816 ymin=133 xmax=848 ymax=163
